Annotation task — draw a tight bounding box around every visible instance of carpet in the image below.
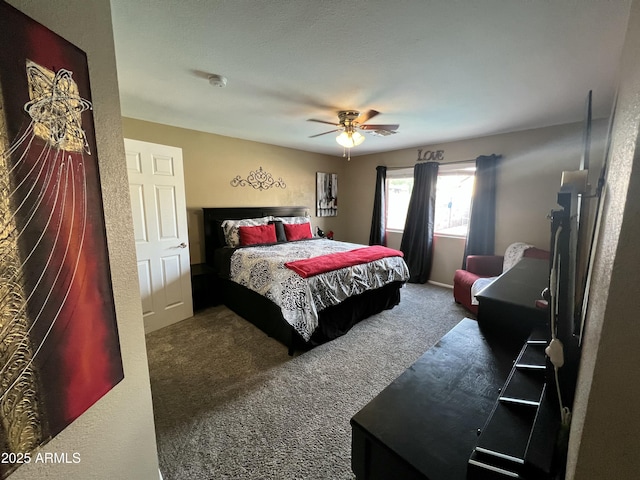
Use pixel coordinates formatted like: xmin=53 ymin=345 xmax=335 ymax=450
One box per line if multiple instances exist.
xmin=145 ymin=282 xmax=471 ymax=480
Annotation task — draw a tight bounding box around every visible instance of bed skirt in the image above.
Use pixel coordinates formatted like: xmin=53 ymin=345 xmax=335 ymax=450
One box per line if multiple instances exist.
xmin=220 ymin=279 xmax=404 ymax=354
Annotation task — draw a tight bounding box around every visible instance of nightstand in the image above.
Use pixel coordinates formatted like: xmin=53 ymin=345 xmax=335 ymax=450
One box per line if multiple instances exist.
xmin=190 ymin=263 xmax=219 ymax=310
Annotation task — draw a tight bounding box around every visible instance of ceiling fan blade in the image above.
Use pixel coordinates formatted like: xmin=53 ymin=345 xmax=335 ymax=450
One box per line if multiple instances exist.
xmin=357 ymin=109 xmax=380 ymax=124
xmin=308 ymin=119 xmax=340 ymax=126
xmin=359 ymin=124 xmax=400 ymax=131
xmin=309 ymin=129 xmax=341 ymax=138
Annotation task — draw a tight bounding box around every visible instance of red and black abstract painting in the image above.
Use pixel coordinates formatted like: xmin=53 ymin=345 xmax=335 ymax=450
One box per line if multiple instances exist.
xmin=0 ymin=3 xmax=124 ymax=476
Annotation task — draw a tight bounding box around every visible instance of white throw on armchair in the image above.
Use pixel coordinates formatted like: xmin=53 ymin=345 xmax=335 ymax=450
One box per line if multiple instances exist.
xmin=470 ymin=243 xmax=534 ymax=305
xmin=453 ymin=242 xmax=551 ymax=314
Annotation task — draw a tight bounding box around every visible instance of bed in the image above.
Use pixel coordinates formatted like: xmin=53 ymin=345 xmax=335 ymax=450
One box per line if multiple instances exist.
xmin=203 ymin=206 xmax=409 ymax=354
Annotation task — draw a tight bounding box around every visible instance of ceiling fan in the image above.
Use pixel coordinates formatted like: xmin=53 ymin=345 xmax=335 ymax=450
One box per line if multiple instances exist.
xmin=308 ymin=110 xmax=399 ymax=158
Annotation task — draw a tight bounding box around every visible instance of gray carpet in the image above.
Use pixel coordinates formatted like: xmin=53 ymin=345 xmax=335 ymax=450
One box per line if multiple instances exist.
xmin=145 ymin=282 xmax=472 ymax=480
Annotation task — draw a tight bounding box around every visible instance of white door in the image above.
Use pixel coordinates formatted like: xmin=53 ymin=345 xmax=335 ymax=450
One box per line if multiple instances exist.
xmin=125 ymin=139 xmax=193 ymax=333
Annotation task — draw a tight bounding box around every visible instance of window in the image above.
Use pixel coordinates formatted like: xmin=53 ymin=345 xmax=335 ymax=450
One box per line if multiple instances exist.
xmin=385 ymin=163 xmax=475 ymax=236
xmin=386 ymin=168 xmax=414 ymax=230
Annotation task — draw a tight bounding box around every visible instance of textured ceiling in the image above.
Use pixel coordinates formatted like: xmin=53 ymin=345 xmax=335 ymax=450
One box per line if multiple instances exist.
xmin=111 ymin=0 xmax=631 ymax=158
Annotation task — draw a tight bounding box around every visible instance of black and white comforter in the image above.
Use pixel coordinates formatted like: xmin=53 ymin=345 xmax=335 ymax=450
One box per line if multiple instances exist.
xmin=229 ymin=239 xmax=410 ymax=341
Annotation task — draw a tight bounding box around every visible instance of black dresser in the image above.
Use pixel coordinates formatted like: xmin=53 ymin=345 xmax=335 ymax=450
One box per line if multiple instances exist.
xmin=475 ymin=257 xmax=549 ymax=342
xmin=351 ymin=319 xmax=519 ymax=480
xmin=350 ymin=318 xmax=560 ymax=479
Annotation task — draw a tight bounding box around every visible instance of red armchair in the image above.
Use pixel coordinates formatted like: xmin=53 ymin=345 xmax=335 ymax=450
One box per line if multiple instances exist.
xmin=453 ymin=247 xmax=550 ymax=314
xmin=453 ymin=255 xmax=504 ymax=315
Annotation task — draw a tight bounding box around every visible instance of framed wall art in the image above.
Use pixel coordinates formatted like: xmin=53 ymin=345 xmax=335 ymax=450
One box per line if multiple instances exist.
xmin=0 ymin=3 xmax=124 ymax=477
xmin=316 ymin=172 xmax=338 ymax=217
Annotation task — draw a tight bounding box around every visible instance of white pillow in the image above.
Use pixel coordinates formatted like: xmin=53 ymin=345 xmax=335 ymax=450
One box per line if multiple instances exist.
xmin=221 ymin=216 xmax=273 ymax=247
xmin=273 ymin=216 xmax=310 ymax=225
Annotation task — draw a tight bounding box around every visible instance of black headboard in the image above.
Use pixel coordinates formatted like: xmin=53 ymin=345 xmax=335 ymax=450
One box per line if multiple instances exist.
xmin=202 ymin=206 xmax=308 ymax=265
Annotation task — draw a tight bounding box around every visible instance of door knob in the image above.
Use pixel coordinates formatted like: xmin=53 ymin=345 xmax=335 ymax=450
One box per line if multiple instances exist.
xmin=178 ymin=242 xmax=187 ymax=248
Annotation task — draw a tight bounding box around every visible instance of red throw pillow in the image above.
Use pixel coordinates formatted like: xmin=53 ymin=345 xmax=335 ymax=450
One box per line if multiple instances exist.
xmin=283 ymin=222 xmax=312 ymax=241
xmin=238 ymin=224 xmax=277 ymax=246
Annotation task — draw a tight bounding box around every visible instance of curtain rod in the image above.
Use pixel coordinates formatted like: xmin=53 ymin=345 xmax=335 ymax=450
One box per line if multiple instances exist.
xmin=386 ymin=158 xmax=476 ymax=170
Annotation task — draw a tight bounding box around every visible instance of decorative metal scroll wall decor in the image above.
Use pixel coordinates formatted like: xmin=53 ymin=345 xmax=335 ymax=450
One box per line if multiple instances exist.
xmin=230 ymin=166 xmax=286 ymax=190
xmin=0 ymin=3 xmax=124 ymax=478
xmin=417 ymin=149 xmax=445 ymax=162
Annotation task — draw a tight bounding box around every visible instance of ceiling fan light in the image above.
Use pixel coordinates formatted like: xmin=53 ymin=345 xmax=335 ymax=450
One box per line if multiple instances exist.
xmin=336 ymin=131 xmax=353 ymax=148
xmin=351 ymin=131 xmax=365 ymax=146
xmin=336 ymin=130 xmax=365 ymax=148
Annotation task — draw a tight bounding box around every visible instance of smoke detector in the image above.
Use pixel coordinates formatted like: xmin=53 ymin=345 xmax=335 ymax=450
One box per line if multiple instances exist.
xmin=208 ymin=74 xmax=227 ymax=88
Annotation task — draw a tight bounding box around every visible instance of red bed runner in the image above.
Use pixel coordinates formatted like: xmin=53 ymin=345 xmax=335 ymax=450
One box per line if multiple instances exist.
xmin=285 ymin=245 xmax=403 ymax=278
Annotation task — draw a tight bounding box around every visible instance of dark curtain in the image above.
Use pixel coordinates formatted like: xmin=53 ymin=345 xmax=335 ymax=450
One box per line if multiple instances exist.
xmin=369 ymin=166 xmax=387 ymax=246
xmin=400 ymin=161 xmax=439 ymax=283
xmin=462 ymin=154 xmax=500 ymax=268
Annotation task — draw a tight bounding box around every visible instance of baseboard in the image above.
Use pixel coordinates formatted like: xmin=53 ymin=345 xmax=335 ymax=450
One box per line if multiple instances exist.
xmin=428 ymin=280 xmax=453 ymax=289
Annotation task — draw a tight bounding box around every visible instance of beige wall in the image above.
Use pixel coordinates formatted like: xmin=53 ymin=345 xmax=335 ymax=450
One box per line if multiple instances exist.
xmin=122 ymin=118 xmax=347 ymax=263
xmin=343 ymin=121 xmax=607 ymax=285
xmin=123 ymin=117 xmax=607 ymax=284
xmin=430 ymin=235 xmax=468 ymax=285
xmin=567 ymin=0 xmax=640 ymax=477
xmin=7 ymin=1 xmax=160 ymax=480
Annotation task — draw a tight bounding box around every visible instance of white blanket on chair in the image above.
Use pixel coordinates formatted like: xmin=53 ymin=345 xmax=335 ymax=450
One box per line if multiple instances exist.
xmin=503 ymin=242 xmax=534 ymax=271
xmin=470 ymin=242 xmax=533 ymax=305
xmin=471 ymin=277 xmax=496 ymax=305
